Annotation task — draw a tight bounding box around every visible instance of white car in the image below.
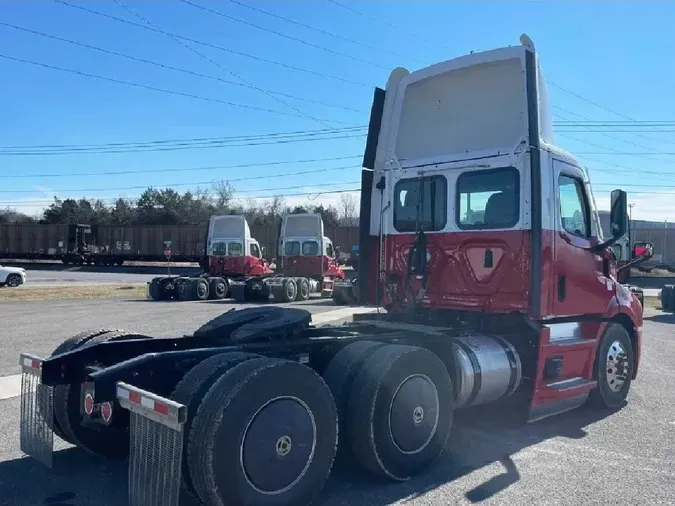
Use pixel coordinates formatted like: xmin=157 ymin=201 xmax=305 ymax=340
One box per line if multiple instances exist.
xmin=0 ymin=265 xmax=27 ymax=287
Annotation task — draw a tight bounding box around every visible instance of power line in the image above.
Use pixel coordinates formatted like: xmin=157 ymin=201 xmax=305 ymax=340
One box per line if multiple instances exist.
xmin=53 ymin=0 xmax=371 ymax=88
xmin=554 ymin=107 xmax=675 ymax=156
xmin=0 ymin=22 xmax=364 ymax=115
xmin=0 ymin=129 xmax=366 ymax=156
xmin=0 ymin=54 xmax=353 ymax=123
xmin=227 ymin=0 xmax=426 ymax=65
xmin=180 ymin=0 xmax=390 ymax=70
xmin=0 ymin=126 xmax=365 ymax=150
xmin=548 ymin=81 xmax=675 ymax=146
xmin=0 ymin=169 xmax=364 ymax=194
xmin=0 ymin=155 xmax=362 ymax=179
xmin=112 ymin=0 xmax=332 ymax=128
xmin=325 ymin=0 xmax=445 ymax=49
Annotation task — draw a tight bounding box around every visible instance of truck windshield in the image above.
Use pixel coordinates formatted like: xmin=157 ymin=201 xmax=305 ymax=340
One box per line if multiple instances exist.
xmin=228 ymin=242 xmax=243 ymax=256
xmin=284 ymin=241 xmax=301 ymax=256
xmin=302 ymin=241 xmax=319 ymax=255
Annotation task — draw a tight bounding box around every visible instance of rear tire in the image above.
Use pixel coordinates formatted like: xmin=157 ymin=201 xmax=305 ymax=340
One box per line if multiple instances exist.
xmin=48 ymin=329 xmax=121 ymax=442
xmin=171 ymin=351 xmax=259 ymax=499
xmin=587 ymin=323 xmax=634 ymax=410
xmin=188 ymin=358 xmax=338 ymax=506
xmin=194 ymin=278 xmax=210 ymax=300
xmin=298 ymin=278 xmax=310 ymax=301
xmin=322 ymin=341 xmax=386 ymax=457
xmin=208 ymin=277 xmax=228 ymax=300
xmin=53 ymin=331 xmax=152 ymax=459
xmin=346 ymin=345 xmax=453 ymax=481
xmin=282 ymin=279 xmax=298 ymax=303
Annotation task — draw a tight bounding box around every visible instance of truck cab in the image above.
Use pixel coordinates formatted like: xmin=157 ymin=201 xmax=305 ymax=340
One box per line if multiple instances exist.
xmin=357 ymin=34 xmax=652 ymax=420
xmin=278 ymin=213 xmax=343 ymax=281
xmin=206 ymin=215 xmax=271 ymax=277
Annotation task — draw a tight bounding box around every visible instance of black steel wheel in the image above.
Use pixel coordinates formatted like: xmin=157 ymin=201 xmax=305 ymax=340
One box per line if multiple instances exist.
xmin=322 ymin=341 xmax=386 ymax=457
xmin=47 ymin=329 xmax=121 ymax=442
xmin=54 ymin=331 xmax=152 ymax=459
xmin=188 ymin=357 xmax=338 ymax=506
xmin=208 ymin=277 xmax=228 ymax=300
xmin=298 ymin=279 xmax=310 ymax=301
xmin=282 ymin=279 xmax=298 ymax=303
xmin=346 ymin=344 xmax=453 ymax=481
xmin=587 ymin=323 xmax=634 ymax=410
xmin=171 ymin=351 xmax=259 ymax=499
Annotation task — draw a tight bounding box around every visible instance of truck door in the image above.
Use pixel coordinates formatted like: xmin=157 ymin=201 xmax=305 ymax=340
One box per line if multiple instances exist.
xmin=551 ymin=159 xmax=613 ymax=316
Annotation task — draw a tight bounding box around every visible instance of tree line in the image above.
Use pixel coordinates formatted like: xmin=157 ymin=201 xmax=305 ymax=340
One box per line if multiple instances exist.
xmin=0 ymin=181 xmax=360 ymax=228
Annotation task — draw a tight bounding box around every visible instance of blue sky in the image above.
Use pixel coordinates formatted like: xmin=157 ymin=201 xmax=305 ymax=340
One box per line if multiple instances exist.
xmin=2 ymin=0 xmax=675 ymax=220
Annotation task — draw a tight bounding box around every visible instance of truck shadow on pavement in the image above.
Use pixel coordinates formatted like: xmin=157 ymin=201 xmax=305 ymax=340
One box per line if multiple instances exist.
xmin=643 ymin=312 xmax=675 ymax=324
xmin=0 ymin=402 xmax=619 ymax=506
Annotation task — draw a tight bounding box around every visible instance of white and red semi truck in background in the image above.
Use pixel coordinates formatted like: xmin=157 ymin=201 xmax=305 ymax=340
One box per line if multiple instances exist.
xmin=18 ymin=34 xmax=654 ymax=506
xmin=230 ymin=213 xmax=345 ymax=302
xmin=147 ymin=214 xmax=273 ymax=301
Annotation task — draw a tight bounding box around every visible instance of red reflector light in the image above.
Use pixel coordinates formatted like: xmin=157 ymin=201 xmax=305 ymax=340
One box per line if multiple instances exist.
xmin=100 ymin=402 xmax=113 ymax=423
xmin=83 ymin=393 xmax=94 ymax=415
xmin=129 ymin=391 xmax=142 ymax=404
xmin=154 ymin=401 xmax=169 ymax=416
xmin=31 ymin=360 xmax=40 ymax=369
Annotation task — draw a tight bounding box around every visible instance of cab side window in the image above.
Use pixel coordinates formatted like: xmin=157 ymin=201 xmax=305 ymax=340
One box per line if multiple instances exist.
xmin=249 ymin=243 xmax=260 ymax=258
xmin=559 ymin=174 xmax=590 ymax=238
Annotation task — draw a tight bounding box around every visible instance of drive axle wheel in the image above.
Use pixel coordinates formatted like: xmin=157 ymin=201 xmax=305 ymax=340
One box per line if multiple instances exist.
xmin=171 ymin=351 xmax=259 ymax=500
xmin=188 ymin=357 xmax=338 ymax=506
xmin=282 ymin=279 xmax=298 ymax=303
xmin=54 ymin=331 xmax=152 ymax=459
xmin=346 ymin=345 xmax=453 ymax=481
xmin=587 ymin=323 xmax=634 ymax=410
xmin=46 ymin=329 xmax=121 ymax=442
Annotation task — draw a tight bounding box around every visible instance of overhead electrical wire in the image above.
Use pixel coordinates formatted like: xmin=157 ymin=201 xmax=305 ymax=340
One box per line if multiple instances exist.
xmin=0 ymin=128 xmax=366 ymax=156
xmin=52 ymin=0 xmax=372 ymax=88
xmin=227 ymin=0 xmax=427 ymax=65
xmin=0 ymin=22 xmax=364 ymax=114
xmin=0 ymin=54 xmax=355 ymax=123
xmin=0 ymin=126 xmax=366 ymax=150
xmin=0 ymin=155 xmax=362 ymax=179
xmin=112 ymin=0 xmax=333 ymax=128
xmin=0 ymin=169 xmax=364 ymax=193
xmin=179 ymin=0 xmax=390 ymax=70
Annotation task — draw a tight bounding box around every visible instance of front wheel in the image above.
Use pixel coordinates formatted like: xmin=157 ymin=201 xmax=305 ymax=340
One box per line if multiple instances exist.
xmin=6 ymin=274 xmax=22 ymax=287
xmin=587 ymin=323 xmax=634 ymax=410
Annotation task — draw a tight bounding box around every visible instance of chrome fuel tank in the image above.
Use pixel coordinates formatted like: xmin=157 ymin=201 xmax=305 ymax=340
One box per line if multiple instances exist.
xmin=452 ymin=334 xmax=522 ymax=408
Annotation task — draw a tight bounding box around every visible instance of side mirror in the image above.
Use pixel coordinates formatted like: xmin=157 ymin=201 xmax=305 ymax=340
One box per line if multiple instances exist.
xmin=334 ymin=245 xmax=341 ymax=258
xmin=609 ymin=189 xmax=628 ymax=239
xmin=632 ymin=242 xmax=654 ymax=261
xmin=260 ymin=246 xmax=266 ymax=257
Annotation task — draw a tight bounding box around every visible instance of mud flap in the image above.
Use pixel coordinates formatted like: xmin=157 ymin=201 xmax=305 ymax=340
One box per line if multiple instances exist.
xmin=116 ymin=382 xmax=187 ymax=506
xmin=19 ymin=353 xmax=54 ymax=468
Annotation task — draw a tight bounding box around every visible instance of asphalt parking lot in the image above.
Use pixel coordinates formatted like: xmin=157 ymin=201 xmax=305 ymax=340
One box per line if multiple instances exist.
xmin=0 ymin=300 xmax=673 ymax=505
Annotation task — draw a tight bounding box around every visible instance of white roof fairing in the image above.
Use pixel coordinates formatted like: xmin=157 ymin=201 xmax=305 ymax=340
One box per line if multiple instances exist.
xmin=208 ymin=215 xmax=251 ymax=240
xmin=376 ymin=34 xmax=555 ymax=171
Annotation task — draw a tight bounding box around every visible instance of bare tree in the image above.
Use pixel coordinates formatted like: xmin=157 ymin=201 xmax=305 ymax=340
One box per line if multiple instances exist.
xmin=338 ymin=193 xmax=359 ymax=226
xmin=212 ymin=180 xmax=235 ymax=210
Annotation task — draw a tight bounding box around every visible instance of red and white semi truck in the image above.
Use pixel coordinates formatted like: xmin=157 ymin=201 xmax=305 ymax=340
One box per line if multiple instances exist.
xmin=18 ymin=34 xmax=653 ymax=506
xmin=147 ymin=214 xmax=273 ymax=301
xmin=231 ymin=213 xmax=345 ymax=303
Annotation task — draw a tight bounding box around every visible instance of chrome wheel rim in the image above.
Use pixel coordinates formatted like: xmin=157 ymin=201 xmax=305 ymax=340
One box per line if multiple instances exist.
xmin=606 ymin=340 xmax=629 ymax=392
